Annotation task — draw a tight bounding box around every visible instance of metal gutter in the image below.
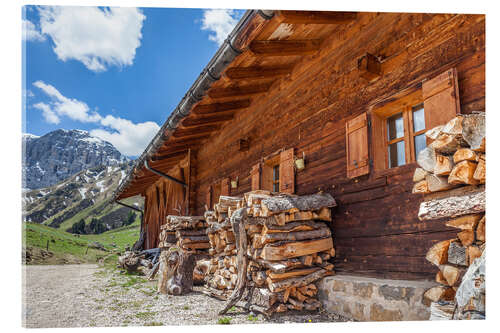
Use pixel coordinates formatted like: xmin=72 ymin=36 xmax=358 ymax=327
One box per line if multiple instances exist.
xmin=113 ymin=9 xmax=275 ymax=200
xmin=115 ymin=199 xmax=145 ymax=250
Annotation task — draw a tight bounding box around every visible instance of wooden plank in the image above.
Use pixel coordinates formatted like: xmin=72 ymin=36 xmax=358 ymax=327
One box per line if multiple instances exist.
xmin=249 ymin=40 xmax=322 ymax=56
xmin=278 ymin=10 xmax=357 ymax=24
xmin=208 ymin=82 xmax=274 ymax=99
xmin=225 ymin=66 xmax=294 ymax=79
xmin=261 ymin=237 xmax=333 ymax=260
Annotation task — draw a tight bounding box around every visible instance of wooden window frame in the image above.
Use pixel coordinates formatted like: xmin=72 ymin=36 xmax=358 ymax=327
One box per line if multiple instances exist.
xmin=371 ymin=89 xmax=424 ymax=173
xmin=262 ymin=153 xmax=280 ymax=192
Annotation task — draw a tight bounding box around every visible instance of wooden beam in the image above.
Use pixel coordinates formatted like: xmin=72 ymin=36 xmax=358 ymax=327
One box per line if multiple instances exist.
xmin=181 ymin=113 xmax=234 ymax=127
xmin=208 ymin=82 xmax=273 ymax=99
xmin=160 ymin=135 xmax=211 ymax=148
xmin=278 ymin=11 xmax=357 ymax=24
xmin=151 ymin=150 xmax=188 ymax=161
xmin=358 ymin=53 xmax=381 ymax=82
xmin=172 ymin=125 xmax=220 ymax=138
xmin=192 ymin=99 xmax=251 ymax=115
xmin=249 ymin=40 xmax=321 ymax=56
xmin=225 ymin=65 xmax=294 ymax=80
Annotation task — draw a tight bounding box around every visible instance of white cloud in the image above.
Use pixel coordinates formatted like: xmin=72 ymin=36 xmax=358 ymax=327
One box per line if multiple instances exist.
xmin=33 ymin=102 xmax=60 ymax=124
xmin=32 ymin=80 xmax=159 ymax=156
xmin=23 ymin=19 xmax=46 ymax=42
xmin=33 ymin=80 xmax=101 ymax=123
xmin=90 ymin=116 xmax=159 ymax=156
xmin=37 ymin=6 xmax=146 ymax=72
xmin=200 ymin=9 xmax=242 ymax=46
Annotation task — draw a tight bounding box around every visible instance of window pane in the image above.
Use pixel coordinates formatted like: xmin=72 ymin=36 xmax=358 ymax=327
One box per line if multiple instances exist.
xmin=412 ymin=104 xmax=425 ymax=132
xmin=414 ymin=134 xmax=427 ymax=157
xmin=387 ymin=113 xmax=404 ymax=141
xmin=388 ymin=140 xmax=406 ymax=168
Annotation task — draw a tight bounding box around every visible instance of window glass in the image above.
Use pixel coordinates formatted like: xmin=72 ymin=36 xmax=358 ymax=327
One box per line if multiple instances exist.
xmin=388 ymin=140 xmax=405 ymax=168
xmin=412 ymin=104 xmax=425 ymax=132
xmin=272 ymin=165 xmax=280 ymax=192
xmin=387 ymin=113 xmax=404 ymax=141
xmin=414 ymin=134 xmax=426 ymax=157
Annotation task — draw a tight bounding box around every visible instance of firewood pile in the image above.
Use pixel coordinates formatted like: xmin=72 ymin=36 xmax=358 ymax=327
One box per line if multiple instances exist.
xmin=412 ymin=113 xmax=485 ymax=195
xmin=158 ymin=215 xmax=210 ymax=253
xmin=117 ymin=248 xmax=161 ymax=279
xmin=204 ymin=197 xmax=243 ymax=299
xmin=412 ymin=113 xmax=486 ymax=320
xmin=207 ymin=191 xmax=337 ymax=317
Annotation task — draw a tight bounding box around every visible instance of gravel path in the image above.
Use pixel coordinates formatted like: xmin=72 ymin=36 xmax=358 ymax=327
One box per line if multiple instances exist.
xmin=23 ymin=264 xmax=349 ymax=328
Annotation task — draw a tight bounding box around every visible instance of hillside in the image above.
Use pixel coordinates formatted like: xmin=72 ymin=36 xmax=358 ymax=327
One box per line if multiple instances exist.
xmin=23 ymin=221 xmax=140 ymax=265
xmin=23 ymin=161 xmax=142 ymax=233
xmin=23 ymin=129 xmax=129 ymax=189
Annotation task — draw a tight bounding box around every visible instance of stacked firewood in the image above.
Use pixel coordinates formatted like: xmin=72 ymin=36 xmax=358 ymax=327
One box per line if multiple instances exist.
xmin=204 ymin=197 xmax=243 ymax=299
xmin=208 ymin=191 xmax=337 ymax=316
xmin=242 ymin=192 xmax=336 ymax=314
xmin=413 ymin=113 xmax=486 ymax=319
xmin=159 ymin=215 xmax=210 ymax=253
xmin=412 ymin=113 xmax=485 ymax=195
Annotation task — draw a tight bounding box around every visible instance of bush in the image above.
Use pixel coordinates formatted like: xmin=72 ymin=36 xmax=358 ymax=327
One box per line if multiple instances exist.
xmin=71 ymin=219 xmax=86 ymax=234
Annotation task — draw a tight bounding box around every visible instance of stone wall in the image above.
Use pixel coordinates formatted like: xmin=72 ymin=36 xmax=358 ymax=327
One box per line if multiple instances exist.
xmin=318 ymin=275 xmax=435 ymax=321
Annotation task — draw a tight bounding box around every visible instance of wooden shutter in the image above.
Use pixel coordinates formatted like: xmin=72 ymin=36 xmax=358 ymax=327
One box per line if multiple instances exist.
xmin=346 ymin=113 xmax=370 ymax=179
xmin=206 ymin=185 xmax=212 ymax=210
xmin=423 ymin=68 xmax=461 ymax=130
xmin=279 ymin=148 xmax=295 ymax=194
xmin=250 ymin=163 xmax=261 ymax=190
xmin=221 ymin=177 xmax=230 ymax=196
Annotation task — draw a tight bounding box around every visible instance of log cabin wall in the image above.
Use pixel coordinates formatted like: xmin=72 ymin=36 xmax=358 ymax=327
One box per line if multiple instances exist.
xmin=192 ymin=13 xmax=485 ymax=280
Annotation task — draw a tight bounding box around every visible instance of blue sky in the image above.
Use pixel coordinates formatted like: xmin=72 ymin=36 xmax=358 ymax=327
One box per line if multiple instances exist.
xmin=23 ymin=6 xmax=244 ymax=157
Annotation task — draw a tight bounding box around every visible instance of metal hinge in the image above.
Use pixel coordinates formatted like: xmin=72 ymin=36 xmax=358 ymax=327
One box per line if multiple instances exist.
xmin=367 ymin=119 xmax=372 ymax=128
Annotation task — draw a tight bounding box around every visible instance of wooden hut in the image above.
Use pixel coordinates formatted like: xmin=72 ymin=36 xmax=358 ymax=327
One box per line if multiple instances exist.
xmin=114 ymin=9 xmax=485 ymax=320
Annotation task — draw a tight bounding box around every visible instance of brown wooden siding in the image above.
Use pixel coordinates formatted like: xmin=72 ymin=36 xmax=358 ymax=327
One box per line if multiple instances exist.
xmin=190 ymin=13 xmax=484 ymax=280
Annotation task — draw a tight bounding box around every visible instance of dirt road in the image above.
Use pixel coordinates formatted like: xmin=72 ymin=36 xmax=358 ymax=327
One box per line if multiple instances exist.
xmin=22 ymin=264 xmax=348 ymax=328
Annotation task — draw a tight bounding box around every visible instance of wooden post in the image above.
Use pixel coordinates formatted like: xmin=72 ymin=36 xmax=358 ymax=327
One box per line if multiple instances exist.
xmin=185 ymin=149 xmax=191 ymax=215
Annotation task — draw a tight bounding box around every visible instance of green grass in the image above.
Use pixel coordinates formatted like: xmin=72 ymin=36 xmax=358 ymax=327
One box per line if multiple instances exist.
xmin=247 ymin=314 xmax=258 ymax=322
xmin=217 ymin=317 xmax=231 ymax=325
xmin=144 ymin=322 xmax=163 ymax=326
xmin=23 ymin=221 xmax=140 ymax=264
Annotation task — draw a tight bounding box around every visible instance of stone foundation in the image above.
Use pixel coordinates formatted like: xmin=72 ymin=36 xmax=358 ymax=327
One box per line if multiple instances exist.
xmin=318 ymin=274 xmax=436 ymax=321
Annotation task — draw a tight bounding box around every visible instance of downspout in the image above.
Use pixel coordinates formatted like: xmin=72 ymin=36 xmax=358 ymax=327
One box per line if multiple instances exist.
xmin=144 ymin=160 xmax=187 ymax=188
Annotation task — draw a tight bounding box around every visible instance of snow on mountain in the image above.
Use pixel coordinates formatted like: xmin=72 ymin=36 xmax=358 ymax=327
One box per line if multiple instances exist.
xmin=23 ymin=129 xmax=130 ymax=189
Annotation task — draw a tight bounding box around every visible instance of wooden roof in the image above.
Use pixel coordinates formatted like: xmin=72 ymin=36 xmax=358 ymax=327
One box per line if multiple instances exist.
xmin=116 ymin=10 xmax=358 ymax=200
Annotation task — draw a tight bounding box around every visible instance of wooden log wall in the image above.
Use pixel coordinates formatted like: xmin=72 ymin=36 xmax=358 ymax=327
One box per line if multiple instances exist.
xmin=191 ymin=13 xmax=484 ymax=280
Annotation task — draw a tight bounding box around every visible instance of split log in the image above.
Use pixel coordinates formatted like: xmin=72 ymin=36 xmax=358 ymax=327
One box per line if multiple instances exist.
xmin=262 ymin=220 xmax=324 ymax=235
xmin=475 ymin=216 xmax=485 ymax=242
xmin=268 ymin=268 xmax=332 ymax=292
xmin=448 ymin=240 xmax=467 ymax=266
xmin=453 ymin=148 xmax=478 ymax=163
xmin=426 ymin=174 xmax=456 ymax=192
xmin=425 ymin=240 xmax=451 ymax=266
xmin=466 ymin=245 xmax=482 ymax=266
xmin=439 ymin=265 xmax=466 ymax=286
xmin=430 ymin=133 xmax=466 ymax=155
xmin=417 ymin=147 xmax=436 ymax=173
xmin=461 ymin=113 xmax=485 ymax=151
xmin=424 ymin=286 xmax=456 ymax=302
xmin=176 ymin=229 xmax=207 ymax=237
xmin=267 ymin=267 xmax=321 ymax=282
xmin=252 ymin=258 xmax=305 ymax=273
xmin=164 ymin=215 xmax=205 ymax=231
xmin=261 ymin=237 xmax=333 ymax=260
xmin=434 ymin=155 xmax=454 ymax=176
xmin=448 ymin=161 xmax=479 ymax=185
xmin=260 ymin=193 xmax=336 ymax=216
xmin=413 ymin=167 xmax=429 ymax=182
xmin=436 ymin=270 xmax=448 ymax=285
xmin=418 ymin=187 xmax=485 ymax=220
xmin=252 ymin=271 xmax=267 ymax=286
xmin=298 ymin=284 xmax=317 ymax=297
xmin=259 ymin=227 xmax=331 ymax=246
xmin=445 ymin=214 xmax=482 ymax=230
xmin=250 ymin=287 xmax=284 ymax=308
xmin=412 ymin=180 xmax=430 ymax=194
xmin=457 ymin=230 xmax=475 ymax=247
xmin=473 ymin=156 xmax=485 ymax=184
xmin=426 ymin=125 xmax=444 ymax=141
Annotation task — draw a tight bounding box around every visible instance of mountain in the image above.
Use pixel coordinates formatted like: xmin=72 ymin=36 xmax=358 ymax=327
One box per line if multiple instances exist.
xmin=23 ymin=129 xmax=129 ymax=190
xmin=23 ymin=161 xmax=143 ymax=233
